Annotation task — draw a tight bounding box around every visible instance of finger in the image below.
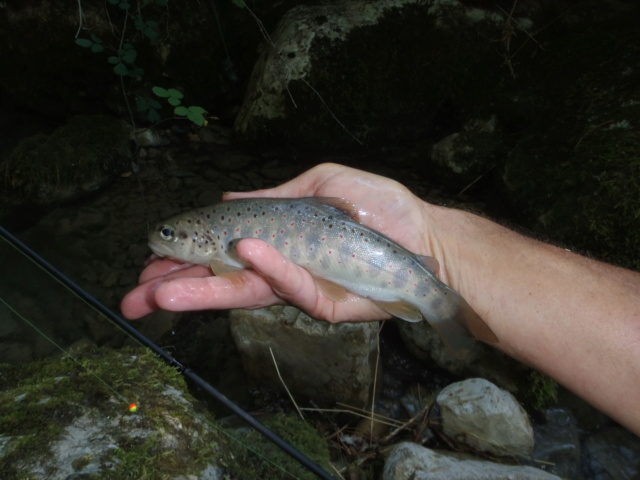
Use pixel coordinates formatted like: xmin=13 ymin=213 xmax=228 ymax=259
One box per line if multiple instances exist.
xmin=138 ymin=259 xmax=210 ymax=283
xmin=233 ymin=238 xmax=323 ymax=313
xmin=120 ymin=280 xmax=163 ymax=319
xmin=153 ymin=269 xmax=284 ymax=312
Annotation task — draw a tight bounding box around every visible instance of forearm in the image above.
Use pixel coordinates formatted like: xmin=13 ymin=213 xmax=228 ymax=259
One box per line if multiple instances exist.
xmin=423 ymin=203 xmax=640 ymax=434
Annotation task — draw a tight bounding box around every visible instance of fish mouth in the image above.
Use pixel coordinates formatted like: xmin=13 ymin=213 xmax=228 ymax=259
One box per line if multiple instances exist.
xmin=147 ymin=239 xmax=175 ymax=259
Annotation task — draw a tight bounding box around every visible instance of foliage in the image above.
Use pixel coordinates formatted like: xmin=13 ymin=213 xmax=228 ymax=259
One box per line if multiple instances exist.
xmin=74 ymin=0 xmax=206 ymax=127
xmin=153 ymin=87 xmax=208 ymax=126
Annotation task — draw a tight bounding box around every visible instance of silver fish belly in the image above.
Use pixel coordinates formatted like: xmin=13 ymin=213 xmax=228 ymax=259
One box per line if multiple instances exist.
xmin=148 ymin=197 xmax=497 ymax=355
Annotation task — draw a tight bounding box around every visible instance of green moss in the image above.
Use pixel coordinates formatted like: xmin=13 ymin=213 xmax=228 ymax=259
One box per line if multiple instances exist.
xmin=2 ymin=114 xmax=129 ymax=204
xmin=225 ymin=413 xmax=332 ymax=480
xmin=0 ymin=346 xmax=231 ymax=479
xmin=516 ymin=370 xmax=558 ymax=411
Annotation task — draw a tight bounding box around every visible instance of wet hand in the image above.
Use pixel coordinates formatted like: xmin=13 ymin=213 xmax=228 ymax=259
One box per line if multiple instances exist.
xmin=120 ymin=163 xmax=430 ymax=321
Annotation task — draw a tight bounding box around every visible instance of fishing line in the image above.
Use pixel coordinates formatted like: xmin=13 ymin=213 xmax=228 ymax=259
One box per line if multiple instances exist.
xmin=0 ymin=224 xmax=336 ymax=480
xmin=0 ymin=295 xmax=129 ymax=405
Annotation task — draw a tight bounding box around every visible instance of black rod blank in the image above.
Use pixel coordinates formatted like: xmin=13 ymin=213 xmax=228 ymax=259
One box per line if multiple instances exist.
xmin=0 ymin=224 xmax=335 ymax=480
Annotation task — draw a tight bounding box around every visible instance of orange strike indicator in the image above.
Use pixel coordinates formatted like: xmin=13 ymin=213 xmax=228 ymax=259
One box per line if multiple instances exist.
xmin=128 ymin=403 xmax=138 ymax=413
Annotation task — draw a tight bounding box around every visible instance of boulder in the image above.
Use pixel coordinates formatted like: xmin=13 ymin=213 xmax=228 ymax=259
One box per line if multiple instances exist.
xmin=383 ymin=442 xmax=561 ymax=480
xmin=436 ymin=378 xmax=534 ymax=457
xmin=230 ymin=306 xmax=380 ymax=407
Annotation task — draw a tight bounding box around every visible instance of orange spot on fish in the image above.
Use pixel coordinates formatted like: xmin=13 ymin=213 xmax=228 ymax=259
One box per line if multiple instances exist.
xmin=290 ymin=223 xmax=295 ymax=226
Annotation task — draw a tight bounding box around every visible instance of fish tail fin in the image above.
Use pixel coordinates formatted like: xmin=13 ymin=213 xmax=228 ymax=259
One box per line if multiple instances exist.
xmin=419 ymin=294 xmax=498 ymax=358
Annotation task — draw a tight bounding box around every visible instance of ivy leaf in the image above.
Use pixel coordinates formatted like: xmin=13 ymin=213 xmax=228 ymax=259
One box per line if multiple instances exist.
xmin=168 ymin=97 xmax=182 ymax=107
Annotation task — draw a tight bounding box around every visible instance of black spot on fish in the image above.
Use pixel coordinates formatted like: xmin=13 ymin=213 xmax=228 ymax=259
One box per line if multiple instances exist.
xmin=221 ymin=215 xmax=225 ymax=220
xmin=179 ymin=232 xmax=188 ymax=240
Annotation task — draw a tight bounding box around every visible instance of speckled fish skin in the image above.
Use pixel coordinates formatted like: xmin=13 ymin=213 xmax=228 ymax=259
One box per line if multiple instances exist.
xmin=148 ymin=197 xmax=496 ymax=354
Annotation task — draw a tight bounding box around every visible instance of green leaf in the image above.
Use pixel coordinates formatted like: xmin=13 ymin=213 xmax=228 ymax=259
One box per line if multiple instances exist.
xmin=91 ymin=44 xmax=104 ymax=53
xmin=136 ymin=97 xmax=149 ymax=112
xmin=148 ymin=98 xmax=162 ymax=109
xmin=174 ymin=106 xmax=188 ymax=117
xmin=187 ymin=106 xmax=207 ymax=116
xmin=114 ymin=63 xmax=129 ymax=76
xmin=144 ymin=24 xmax=159 ymax=41
xmin=90 ymin=33 xmax=103 ymax=44
xmin=107 ymin=56 xmax=120 ymax=65
xmin=152 ymin=86 xmax=170 ymax=98
xmin=147 ymin=108 xmax=162 ymax=123
xmin=155 ymin=0 xmax=168 ymax=6
xmin=231 ymin=0 xmax=246 ymax=8
xmin=121 ymin=47 xmax=137 ymax=64
xmin=167 ymin=88 xmax=184 ymax=100
xmin=75 ymin=38 xmax=93 ymax=48
xmin=168 ymin=97 xmax=182 ymax=107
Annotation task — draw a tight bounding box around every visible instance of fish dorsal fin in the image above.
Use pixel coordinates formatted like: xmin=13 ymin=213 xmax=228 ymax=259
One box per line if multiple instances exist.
xmin=314 ymin=277 xmax=350 ymax=302
xmin=374 ymin=300 xmax=423 ymax=323
xmin=303 ymin=197 xmax=360 ymax=222
xmin=417 ymin=255 xmax=440 ymax=275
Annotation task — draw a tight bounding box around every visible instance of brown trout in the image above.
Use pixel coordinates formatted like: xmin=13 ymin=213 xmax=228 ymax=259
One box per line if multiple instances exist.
xmin=148 ymin=197 xmax=497 ymax=355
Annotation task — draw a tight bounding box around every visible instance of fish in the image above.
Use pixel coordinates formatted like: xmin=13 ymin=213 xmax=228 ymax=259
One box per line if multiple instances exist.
xmin=148 ymin=197 xmax=498 ymax=355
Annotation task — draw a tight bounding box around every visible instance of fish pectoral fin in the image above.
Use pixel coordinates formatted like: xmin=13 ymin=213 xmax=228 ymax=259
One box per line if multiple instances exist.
xmin=416 ymin=255 xmax=440 ymax=275
xmin=374 ymin=300 xmax=423 ymax=322
xmin=314 ymin=277 xmax=350 ymax=302
xmin=209 ymin=259 xmax=244 ymax=276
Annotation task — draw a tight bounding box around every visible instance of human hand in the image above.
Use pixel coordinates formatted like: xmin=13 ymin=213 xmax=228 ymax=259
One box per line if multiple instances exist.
xmin=120 ymin=163 xmax=434 ymax=321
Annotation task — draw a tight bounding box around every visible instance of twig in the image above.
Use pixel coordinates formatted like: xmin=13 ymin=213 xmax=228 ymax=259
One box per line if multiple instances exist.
xmin=269 ymin=347 xmax=305 ymax=421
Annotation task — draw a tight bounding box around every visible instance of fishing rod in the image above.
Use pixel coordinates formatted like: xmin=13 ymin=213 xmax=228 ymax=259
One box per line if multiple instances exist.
xmin=0 ymin=224 xmax=336 ymax=480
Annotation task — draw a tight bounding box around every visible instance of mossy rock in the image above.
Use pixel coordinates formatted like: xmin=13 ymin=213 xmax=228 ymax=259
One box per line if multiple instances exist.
xmin=225 ymin=413 xmax=333 ymax=479
xmin=1 ymin=114 xmax=130 ymax=206
xmin=0 ymin=346 xmax=232 ymax=479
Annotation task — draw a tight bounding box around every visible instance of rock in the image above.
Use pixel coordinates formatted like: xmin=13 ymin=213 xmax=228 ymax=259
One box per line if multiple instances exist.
xmin=210 ymin=151 xmax=255 ymax=171
xmin=397 ymin=320 xmax=529 ymax=394
xmin=582 ymin=426 xmax=640 ymax=480
xmin=0 ymin=347 xmax=230 ymax=479
xmin=531 ymin=408 xmax=581 ymax=479
xmin=230 ymin=306 xmax=380 ymax=407
xmin=383 ymin=442 xmax=561 ymax=480
xmin=1 ymin=115 xmax=130 ymax=205
xmin=436 ymin=378 xmax=534 ymax=457
xmin=235 ymin=0 xmax=533 ymax=149
xmin=430 ymin=117 xmax=502 ymax=188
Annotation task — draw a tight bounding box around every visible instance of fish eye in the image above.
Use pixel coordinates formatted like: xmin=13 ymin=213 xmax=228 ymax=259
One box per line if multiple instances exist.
xmin=159 ymin=226 xmax=174 ymax=240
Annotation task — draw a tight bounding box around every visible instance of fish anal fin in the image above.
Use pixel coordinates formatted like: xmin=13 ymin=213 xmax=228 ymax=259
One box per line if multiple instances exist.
xmin=315 ymin=277 xmax=350 ymax=302
xmin=416 ymin=255 xmax=440 ymax=275
xmin=303 ymin=197 xmax=360 ymax=222
xmin=374 ymin=300 xmax=423 ymax=323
